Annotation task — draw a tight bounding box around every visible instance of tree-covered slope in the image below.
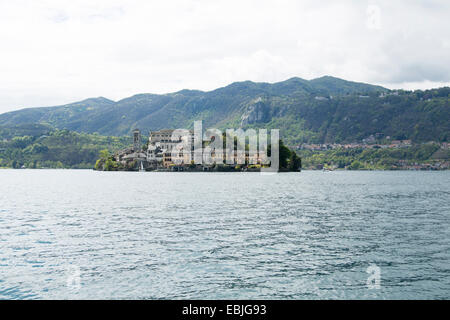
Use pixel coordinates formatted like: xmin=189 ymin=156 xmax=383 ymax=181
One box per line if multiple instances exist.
xmin=0 ymin=77 xmax=448 ymax=144
xmin=0 ymin=97 xmax=114 ymax=129
xmin=0 ymin=127 xmax=129 ymax=169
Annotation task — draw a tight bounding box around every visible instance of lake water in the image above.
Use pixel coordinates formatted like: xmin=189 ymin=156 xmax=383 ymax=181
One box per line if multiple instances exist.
xmin=0 ymin=170 xmax=449 ymax=299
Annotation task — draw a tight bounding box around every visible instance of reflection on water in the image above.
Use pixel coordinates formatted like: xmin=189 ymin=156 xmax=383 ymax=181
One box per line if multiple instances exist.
xmin=0 ymin=170 xmax=449 ymax=299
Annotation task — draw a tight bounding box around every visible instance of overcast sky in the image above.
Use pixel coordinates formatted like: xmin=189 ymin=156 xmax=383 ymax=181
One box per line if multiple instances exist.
xmin=0 ymin=0 xmax=449 ymax=113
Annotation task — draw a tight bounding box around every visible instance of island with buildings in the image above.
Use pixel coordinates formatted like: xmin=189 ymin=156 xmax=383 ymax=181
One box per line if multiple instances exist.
xmin=94 ymin=129 xmax=302 ymax=172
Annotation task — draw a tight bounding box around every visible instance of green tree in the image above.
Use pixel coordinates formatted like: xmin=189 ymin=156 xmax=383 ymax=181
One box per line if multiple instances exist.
xmin=278 ymin=140 xmax=292 ymax=169
xmin=348 ymin=160 xmax=362 ymax=170
xmin=288 ymin=151 xmax=302 ymax=171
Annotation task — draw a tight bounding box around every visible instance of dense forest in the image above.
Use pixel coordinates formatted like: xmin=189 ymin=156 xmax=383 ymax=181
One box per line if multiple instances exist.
xmin=0 ymin=124 xmax=129 ymax=168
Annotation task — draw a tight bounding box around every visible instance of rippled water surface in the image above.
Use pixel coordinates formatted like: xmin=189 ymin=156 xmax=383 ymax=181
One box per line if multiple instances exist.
xmin=0 ymin=170 xmax=449 ymax=299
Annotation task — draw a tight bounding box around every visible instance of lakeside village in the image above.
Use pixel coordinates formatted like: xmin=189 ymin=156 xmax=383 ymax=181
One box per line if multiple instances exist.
xmin=296 ymin=134 xmax=450 ymax=170
xmin=95 ymin=129 xmax=302 ymax=172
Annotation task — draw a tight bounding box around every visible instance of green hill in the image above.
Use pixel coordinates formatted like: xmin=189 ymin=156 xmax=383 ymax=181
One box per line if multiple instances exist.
xmin=0 ymin=77 xmax=448 ymax=145
xmin=0 ymin=127 xmax=129 ymax=169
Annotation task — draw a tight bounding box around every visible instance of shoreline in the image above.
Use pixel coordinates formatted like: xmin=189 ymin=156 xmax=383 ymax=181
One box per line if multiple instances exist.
xmin=1 ymin=167 xmax=448 ymax=172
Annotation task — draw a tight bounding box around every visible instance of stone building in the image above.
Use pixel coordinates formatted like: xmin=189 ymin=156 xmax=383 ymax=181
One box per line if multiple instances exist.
xmin=147 ymin=129 xmax=195 ymax=167
xmin=114 ymin=129 xmax=147 ymax=169
xmin=114 ymin=128 xmax=266 ymax=171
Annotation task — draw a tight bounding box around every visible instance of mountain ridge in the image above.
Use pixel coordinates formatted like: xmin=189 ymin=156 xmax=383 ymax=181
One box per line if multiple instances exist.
xmin=2 ymin=76 xmax=388 ymax=114
xmin=0 ymin=76 xmax=448 ymax=144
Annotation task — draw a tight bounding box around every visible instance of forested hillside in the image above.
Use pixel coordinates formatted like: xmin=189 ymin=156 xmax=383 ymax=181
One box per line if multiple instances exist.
xmin=0 ymin=124 xmax=129 ymax=168
xmin=0 ymin=77 xmax=448 ymax=146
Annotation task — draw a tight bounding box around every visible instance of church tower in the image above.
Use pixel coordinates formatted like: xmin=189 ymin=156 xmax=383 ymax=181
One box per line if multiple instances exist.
xmin=133 ymin=129 xmax=141 ymax=152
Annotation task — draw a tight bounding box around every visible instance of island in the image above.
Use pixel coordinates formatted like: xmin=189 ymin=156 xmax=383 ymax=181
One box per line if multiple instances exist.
xmin=94 ymin=129 xmax=302 ymax=172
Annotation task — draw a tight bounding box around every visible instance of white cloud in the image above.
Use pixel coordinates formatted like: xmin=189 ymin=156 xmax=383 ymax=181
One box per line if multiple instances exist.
xmin=0 ymin=0 xmax=449 ymax=113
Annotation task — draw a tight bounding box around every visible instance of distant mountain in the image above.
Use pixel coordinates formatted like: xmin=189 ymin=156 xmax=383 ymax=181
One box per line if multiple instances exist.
xmin=0 ymin=76 xmax=448 ymax=144
xmin=0 ymin=97 xmax=114 ymax=131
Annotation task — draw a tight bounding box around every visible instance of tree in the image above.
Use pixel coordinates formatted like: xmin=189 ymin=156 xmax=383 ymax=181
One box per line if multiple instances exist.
xmin=268 ymin=139 xmax=301 ymax=171
xmin=99 ymin=149 xmax=110 ymax=160
xmin=104 ymin=159 xmax=117 ymax=171
xmin=278 ymin=140 xmax=292 ymax=169
xmin=288 ymin=151 xmax=302 ymax=171
xmin=348 ymin=160 xmax=362 ymax=170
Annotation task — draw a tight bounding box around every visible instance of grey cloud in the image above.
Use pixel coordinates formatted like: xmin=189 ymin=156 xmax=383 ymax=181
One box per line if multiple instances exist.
xmin=0 ymin=0 xmax=449 ymax=113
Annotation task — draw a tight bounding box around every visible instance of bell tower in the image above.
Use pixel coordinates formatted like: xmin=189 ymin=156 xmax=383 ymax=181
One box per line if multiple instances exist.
xmin=133 ymin=129 xmax=141 ymax=152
